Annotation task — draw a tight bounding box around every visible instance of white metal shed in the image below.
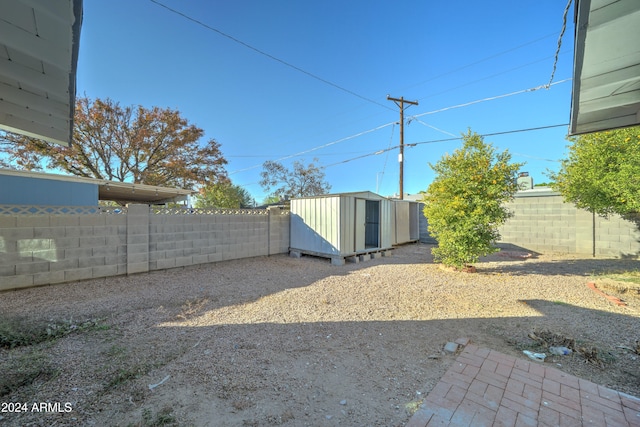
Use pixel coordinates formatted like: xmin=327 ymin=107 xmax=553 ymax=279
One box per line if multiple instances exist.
xmin=290 ymin=191 xmax=394 ymax=264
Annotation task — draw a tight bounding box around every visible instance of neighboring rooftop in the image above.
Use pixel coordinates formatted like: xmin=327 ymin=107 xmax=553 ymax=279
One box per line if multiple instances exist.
xmin=0 ymin=168 xmax=194 ymax=205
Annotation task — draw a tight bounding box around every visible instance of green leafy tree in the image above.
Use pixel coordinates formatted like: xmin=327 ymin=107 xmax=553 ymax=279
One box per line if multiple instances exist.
xmin=549 ymin=126 xmax=640 ymax=217
xmin=259 ymin=158 xmax=331 ymax=199
xmin=262 ymin=195 xmax=283 ymax=205
xmin=195 ymin=182 xmax=253 ymax=208
xmin=0 ymin=97 xmax=228 ymax=189
xmin=422 ymin=130 xmax=523 ymax=269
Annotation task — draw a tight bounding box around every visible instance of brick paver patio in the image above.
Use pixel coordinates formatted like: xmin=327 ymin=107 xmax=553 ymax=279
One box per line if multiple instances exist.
xmin=407 ymin=344 xmax=640 ymax=427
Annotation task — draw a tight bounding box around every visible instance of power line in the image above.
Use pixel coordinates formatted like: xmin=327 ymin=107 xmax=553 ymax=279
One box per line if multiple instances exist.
xmin=547 ymin=0 xmax=573 ymax=88
xmin=378 ymin=123 xmax=396 ymax=192
xmin=149 ymin=0 xmax=392 ymax=111
xmin=324 ymin=123 xmax=569 ymax=168
xmin=229 ymin=79 xmax=571 ymax=175
xmin=411 ymin=78 xmax=571 ymax=119
xmin=229 ymin=122 xmax=395 ymax=175
xmin=400 ymin=31 xmax=561 ymax=93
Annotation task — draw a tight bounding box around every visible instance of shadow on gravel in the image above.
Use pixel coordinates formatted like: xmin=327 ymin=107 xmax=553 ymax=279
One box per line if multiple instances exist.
xmin=476 ymin=257 xmax=640 ymax=277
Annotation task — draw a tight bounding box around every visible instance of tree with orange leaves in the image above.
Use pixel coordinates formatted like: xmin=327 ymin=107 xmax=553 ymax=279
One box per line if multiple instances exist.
xmin=0 ymin=97 xmax=228 ymax=189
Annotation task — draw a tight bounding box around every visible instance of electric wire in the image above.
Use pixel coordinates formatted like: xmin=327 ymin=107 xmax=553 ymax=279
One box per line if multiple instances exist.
xmin=411 ymin=119 xmax=457 ymax=137
xmin=378 ymin=123 xmax=396 ymax=192
xmin=150 ymin=0 xmax=574 ymax=173
xmin=229 ymin=122 xmax=396 ymax=174
xmin=401 ymin=31 xmax=561 ymax=92
xmin=149 ymin=0 xmax=392 ymax=111
xmin=230 ymin=79 xmax=572 ymax=174
xmin=411 ymin=78 xmax=571 ymax=119
xmin=323 ymin=123 xmax=568 ymax=168
xmin=547 ymin=0 xmax=573 ymax=87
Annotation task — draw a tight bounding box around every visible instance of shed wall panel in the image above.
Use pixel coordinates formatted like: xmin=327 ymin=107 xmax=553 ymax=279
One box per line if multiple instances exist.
xmin=291 ymin=193 xmax=394 ymax=257
xmin=394 ymin=201 xmax=410 ymax=244
xmin=290 ymin=197 xmax=341 ymax=255
xmin=380 ymin=199 xmax=393 ymax=249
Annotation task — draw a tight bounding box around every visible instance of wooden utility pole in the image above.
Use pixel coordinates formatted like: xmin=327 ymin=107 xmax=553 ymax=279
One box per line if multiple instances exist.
xmin=387 ymin=95 xmax=418 ymax=200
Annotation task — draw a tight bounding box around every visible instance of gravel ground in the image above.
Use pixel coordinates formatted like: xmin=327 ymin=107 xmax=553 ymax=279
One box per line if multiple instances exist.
xmin=0 ymin=243 xmax=639 ymax=426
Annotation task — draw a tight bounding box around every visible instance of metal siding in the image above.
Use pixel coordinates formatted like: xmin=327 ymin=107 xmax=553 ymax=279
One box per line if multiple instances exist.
xmin=341 ymin=196 xmax=355 ymax=253
xmin=409 ymin=202 xmax=420 ymax=240
xmin=380 ymin=199 xmax=393 ymax=249
xmin=291 ymin=192 xmax=394 ymax=256
xmin=355 ymin=198 xmax=366 ymax=251
xmin=290 ymin=196 xmax=341 ymax=255
xmin=394 ymin=201 xmax=411 ymax=244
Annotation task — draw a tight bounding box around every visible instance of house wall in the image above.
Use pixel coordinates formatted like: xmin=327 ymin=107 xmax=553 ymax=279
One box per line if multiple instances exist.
xmin=0 ymin=204 xmax=290 ymax=291
xmin=0 ymin=175 xmax=98 ymax=206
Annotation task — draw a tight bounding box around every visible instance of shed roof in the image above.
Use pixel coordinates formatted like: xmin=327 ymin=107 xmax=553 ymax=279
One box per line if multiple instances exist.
xmin=291 ymin=191 xmax=388 ymax=200
xmin=570 ymin=0 xmax=640 ymax=134
xmin=0 ymin=0 xmax=82 ymax=146
xmin=0 ymin=169 xmax=194 ymax=205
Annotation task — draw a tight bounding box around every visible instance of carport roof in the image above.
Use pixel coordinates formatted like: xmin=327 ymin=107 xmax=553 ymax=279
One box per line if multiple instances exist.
xmin=0 ymin=0 xmax=82 ymax=146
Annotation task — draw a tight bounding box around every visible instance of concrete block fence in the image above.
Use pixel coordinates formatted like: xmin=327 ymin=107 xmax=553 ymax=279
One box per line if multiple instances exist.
xmin=0 ymin=204 xmax=290 ymax=291
xmin=2 ymin=190 xmax=639 ymax=291
xmin=418 ymin=189 xmax=640 ymax=258
xmin=498 ymin=190 xmax=640 ymax=257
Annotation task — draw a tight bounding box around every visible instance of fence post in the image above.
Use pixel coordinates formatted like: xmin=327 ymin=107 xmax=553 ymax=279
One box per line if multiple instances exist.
xmin=126 ymin=204 xmax=150 ymax=275
xmin=267 ymin=206 xmax=282 ymax=256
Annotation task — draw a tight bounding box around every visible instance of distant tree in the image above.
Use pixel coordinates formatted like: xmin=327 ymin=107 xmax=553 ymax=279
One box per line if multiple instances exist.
xmin=549 ymin=126 xmax=640 ymax=217
xmin=195 ymin=182 xmax=253 ymax=209
xmin=0 ymin=97 xmax=228 ymax=189
xmin=262 ymin=195 xmax=283 ymax=205
xmin=259 ymin=158 xmax=331 ymax=199
xmin=422 ymin=130 xmax=523 ymax=269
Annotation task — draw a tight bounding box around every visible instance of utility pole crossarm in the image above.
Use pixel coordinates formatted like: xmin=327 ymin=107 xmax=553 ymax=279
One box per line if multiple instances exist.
xmin=387 ymin=95 xmax=418 ymax=200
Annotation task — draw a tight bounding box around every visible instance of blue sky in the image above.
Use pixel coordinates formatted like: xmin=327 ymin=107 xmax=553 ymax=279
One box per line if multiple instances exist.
xmin=76 ymin=0 xmax=575 ymax=202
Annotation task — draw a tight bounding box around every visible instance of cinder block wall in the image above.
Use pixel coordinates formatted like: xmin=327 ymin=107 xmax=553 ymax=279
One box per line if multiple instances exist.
xmin=418 ymin=189 xmax=640 ymax=258
xmin=148 ymin=210 xmax=274 ymax=270
xmin=0 ymin=210 xmax=127 ymax=290
xmin=498 ymin=190 xmax=640 ymax=257
xmin=0 ymin=205 xmax=291 ymax=291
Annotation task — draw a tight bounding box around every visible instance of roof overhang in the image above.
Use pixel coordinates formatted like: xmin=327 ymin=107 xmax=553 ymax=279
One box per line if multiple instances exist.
xmin=0 ymin=169 xmax=196 ymax=205
xmin=0 ymin=0 xmax=83 ymax=146
xmin=570 ymin=0 xmax=640 ymax=135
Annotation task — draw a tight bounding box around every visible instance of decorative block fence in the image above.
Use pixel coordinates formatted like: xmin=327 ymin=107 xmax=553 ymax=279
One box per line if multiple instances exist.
xmin=0 ymin=204 xmax=289 ymax=291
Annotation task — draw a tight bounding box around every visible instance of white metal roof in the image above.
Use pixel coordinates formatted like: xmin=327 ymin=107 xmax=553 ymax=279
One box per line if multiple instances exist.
xmin=570 ymin=0 xmax=640 ymax=135
xmin=0 ymin=0 xmax=82 ymax=146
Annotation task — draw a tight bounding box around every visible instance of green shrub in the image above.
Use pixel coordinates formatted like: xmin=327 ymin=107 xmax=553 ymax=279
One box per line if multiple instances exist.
xmin=422 ymin=130 xmax=522 ymax=268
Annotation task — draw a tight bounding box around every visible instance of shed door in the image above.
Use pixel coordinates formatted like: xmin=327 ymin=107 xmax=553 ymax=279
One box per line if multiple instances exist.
xmin=355 ymin=199 xmax=366 ymax=251
xmin=365 ymin=200 xmax=380 ymax=248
